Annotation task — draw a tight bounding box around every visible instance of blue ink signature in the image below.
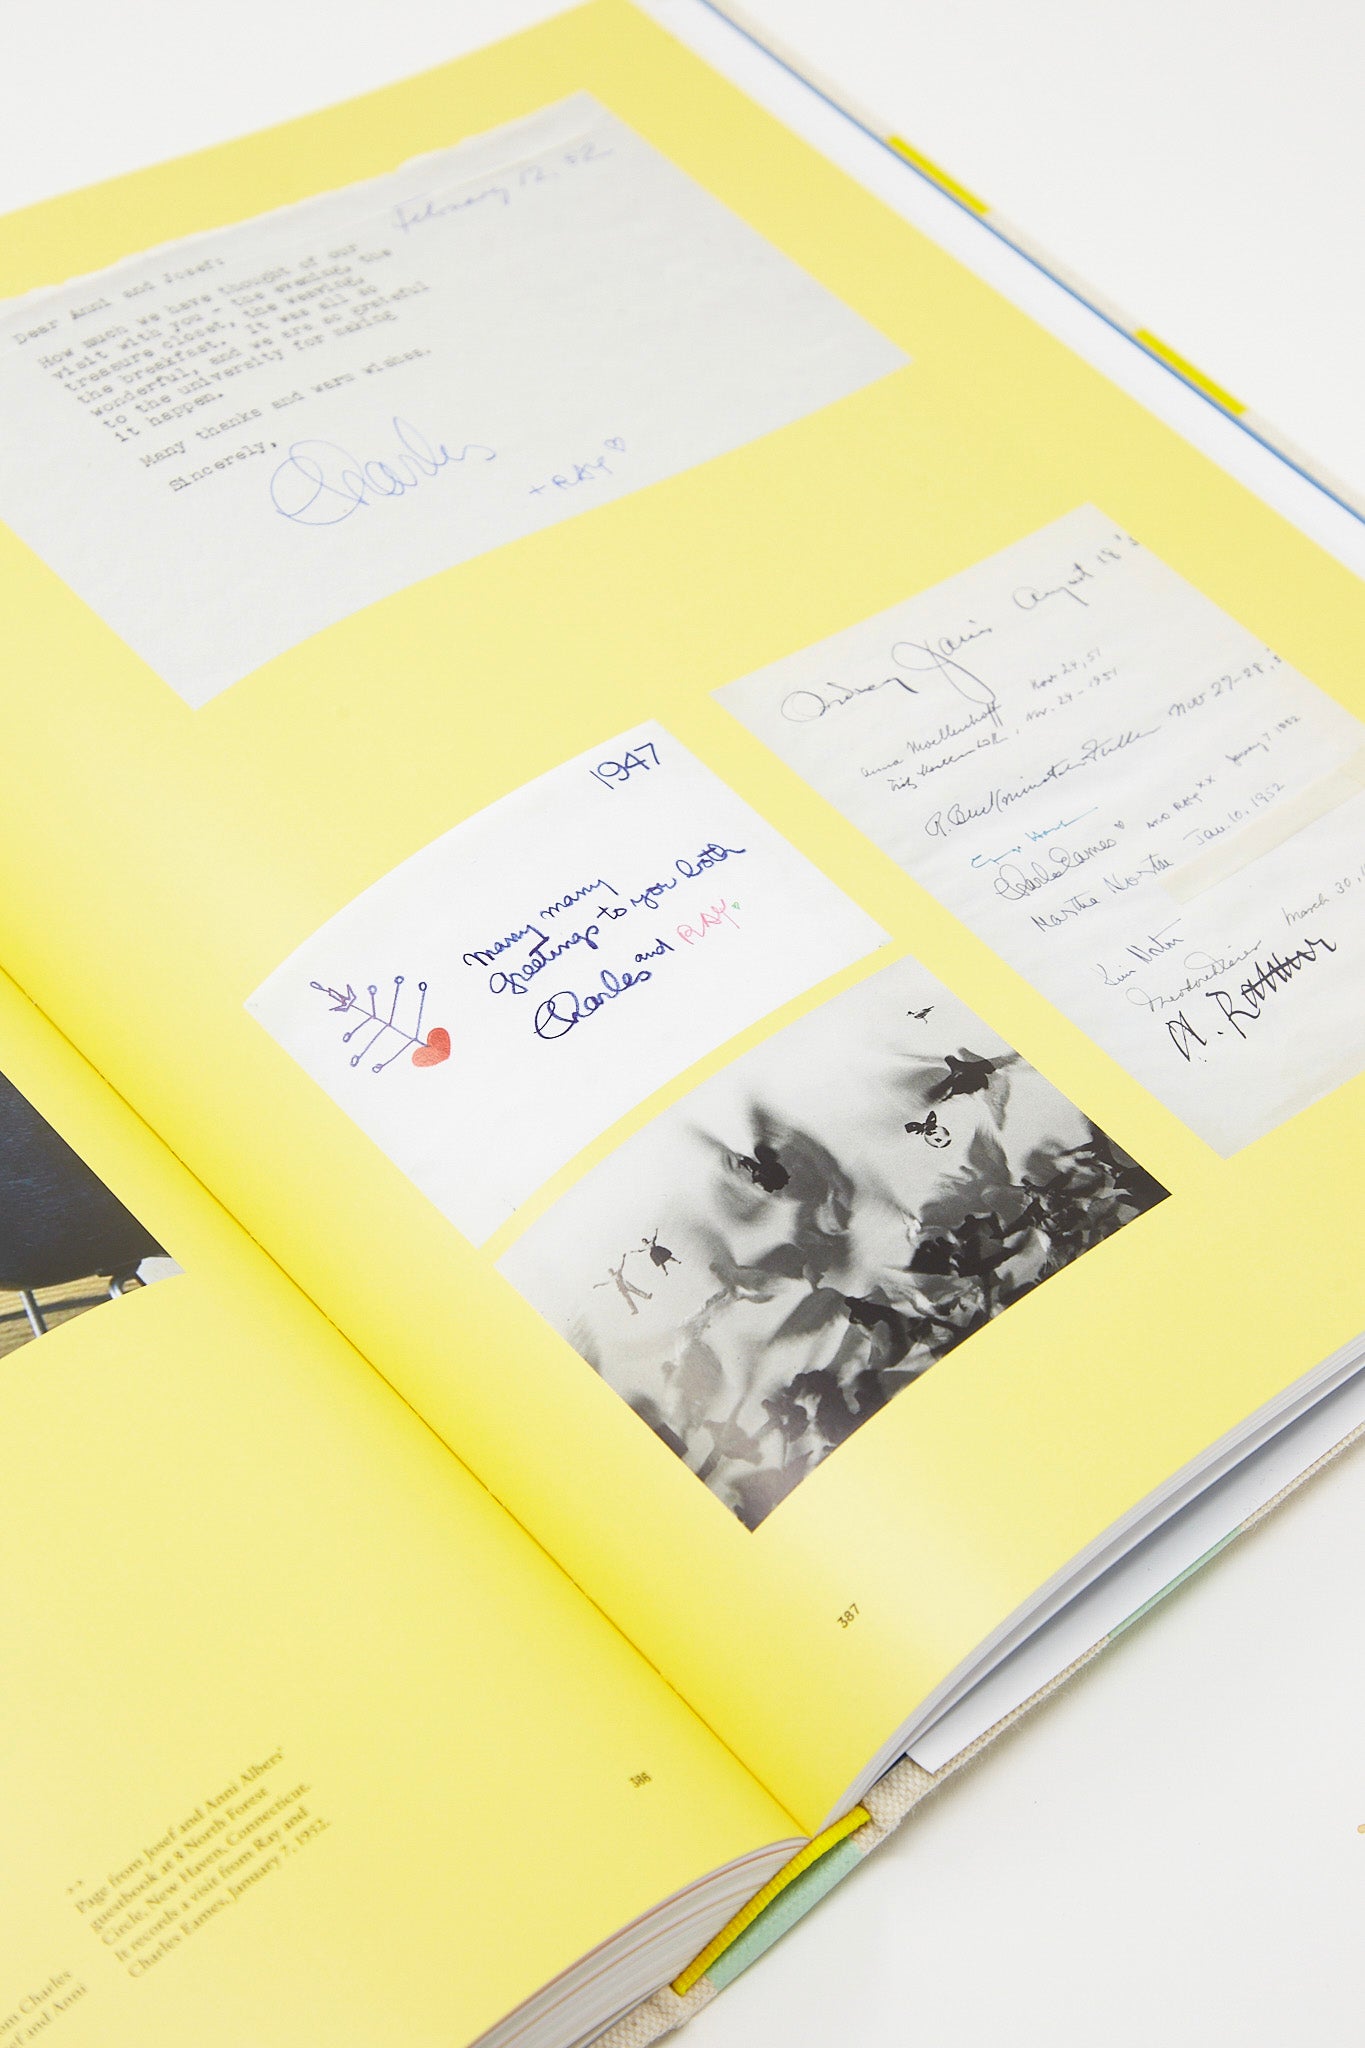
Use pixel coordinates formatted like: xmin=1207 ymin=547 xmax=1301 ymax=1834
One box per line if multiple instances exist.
xmin=534 ymin=968 xmax=651 ymax=1040
xmin=269 ymin=417 xmax=496 ymax=526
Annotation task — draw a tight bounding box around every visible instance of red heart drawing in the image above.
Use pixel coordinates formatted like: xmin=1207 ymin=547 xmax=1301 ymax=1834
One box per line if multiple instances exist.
xmin=411 ymin=1026 xmax=451 ymax=1068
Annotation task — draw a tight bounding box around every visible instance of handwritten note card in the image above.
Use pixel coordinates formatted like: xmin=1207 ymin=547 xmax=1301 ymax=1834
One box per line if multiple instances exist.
xmin=0 ymin=95 xmax=904 ymax=706
xmin=718 ymin=506 xmax=1365 ymax=1153
xmin=246 ymin=724 xmax=886 ymax=1241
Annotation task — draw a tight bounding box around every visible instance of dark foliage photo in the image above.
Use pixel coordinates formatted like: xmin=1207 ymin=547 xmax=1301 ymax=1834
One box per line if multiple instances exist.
xmin=500 ymin=959 xmax=1168 ymax=1528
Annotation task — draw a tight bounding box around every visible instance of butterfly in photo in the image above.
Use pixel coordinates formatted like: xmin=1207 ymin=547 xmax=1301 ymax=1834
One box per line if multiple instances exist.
xmin=903 ymin=1108 xmax=952 ymax=1149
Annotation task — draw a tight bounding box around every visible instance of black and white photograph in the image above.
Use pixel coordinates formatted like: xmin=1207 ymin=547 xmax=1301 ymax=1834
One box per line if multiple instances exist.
xmin=0 ymin=1068 xmax=177 ymax=1358
xmin=500 ymin=957 xmax=1169 ymax=1527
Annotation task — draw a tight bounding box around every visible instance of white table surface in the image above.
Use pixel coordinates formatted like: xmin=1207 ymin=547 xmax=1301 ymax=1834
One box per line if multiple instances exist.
xmin=4 ymin=6 xmax=1362 ymax=2042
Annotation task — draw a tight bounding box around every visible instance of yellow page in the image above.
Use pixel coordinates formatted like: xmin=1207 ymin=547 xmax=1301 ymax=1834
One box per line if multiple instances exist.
xmin=0 ymin=0 xmax=1363 ymax=1833
xmin=0 ymin=972 xmax=798 ymax=2046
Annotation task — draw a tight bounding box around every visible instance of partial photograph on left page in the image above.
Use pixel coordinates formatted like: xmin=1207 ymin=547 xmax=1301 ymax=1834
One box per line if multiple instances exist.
xmin=0 ymin=1067 xmax=179 ymax=1356
xmin=0 ymin=94 xmax=905 ymax=706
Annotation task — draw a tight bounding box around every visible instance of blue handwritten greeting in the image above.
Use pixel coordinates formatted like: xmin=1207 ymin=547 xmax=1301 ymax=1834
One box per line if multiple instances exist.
xmin=461 ymin=844 xmax=749 ymax=1038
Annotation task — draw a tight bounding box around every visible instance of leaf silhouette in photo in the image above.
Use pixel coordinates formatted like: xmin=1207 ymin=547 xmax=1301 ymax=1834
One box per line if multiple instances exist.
xmin=711 ymin=1109 xmax=857 ymax=1287
xmin=911 ymin=1215 xmax=983 ymax=1281
xmin=787 ymin=1368 xmax=862 ymax=1448
xmin=758 ymin=1113 xmax=855 ymax=1268
xmin=1067 ymin=1122 xmax=1169 ymax=1211
xmin=772 ymin=1286 xmax=846 ymax=1341
xmin=705 ymin=1233 xmax=785 ymax=1304
xmin=751 ymin=1240 xmax=807 ymax=1280
xmin=1013 ymin=1167 xmax=1074 ymax=1233
xmin=629 ymin=1394 xmax=689 ymax=1463
xmin=730 ymin=1460 xmax=809 ymax=1526
xmin=668 ymin=1335 xmax=725 ymax=1432
xmin=918 ymin=1123 xmax=1015 ymax=1232
xmin=762 ymin=1384 xmax=814 ymax=1446
xmin=840 ymin=1292 xmax=932 ymax=1371
xmin=704 ymin=1416 xmax=766 ymax=1466
xmin=732 ymin=1140 xmax=789 ymax=1192
xmin=927 ymin=1049 xmax=1003 ymax=1100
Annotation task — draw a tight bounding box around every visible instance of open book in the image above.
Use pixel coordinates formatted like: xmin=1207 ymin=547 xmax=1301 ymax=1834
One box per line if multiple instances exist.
xmin=1 ymin=5 xmax=1362 ymax=2045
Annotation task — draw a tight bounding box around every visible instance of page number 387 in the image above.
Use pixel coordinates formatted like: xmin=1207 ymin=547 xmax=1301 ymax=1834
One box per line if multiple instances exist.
xmin=836 ymin=1602 xmax=860 ymax=1630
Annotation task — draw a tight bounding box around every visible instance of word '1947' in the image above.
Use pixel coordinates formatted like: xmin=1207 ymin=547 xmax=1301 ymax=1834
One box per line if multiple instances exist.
xmin=589 ymin=740 xmax=660 ymax=790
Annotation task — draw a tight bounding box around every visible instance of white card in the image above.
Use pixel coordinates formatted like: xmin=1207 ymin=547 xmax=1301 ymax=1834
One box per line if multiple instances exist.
xmin=0 ymin=94 xmax=904 ymax=705
xmin=246 ymin=723 xmax=887 ymax=1241
xmin=717 ymin=506 xmax=1365 ymax=1154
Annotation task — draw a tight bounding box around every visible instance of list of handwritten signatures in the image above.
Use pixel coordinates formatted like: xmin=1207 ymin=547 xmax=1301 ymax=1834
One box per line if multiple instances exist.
xmin=718 ymin=506 xmax=1365 ymax=1150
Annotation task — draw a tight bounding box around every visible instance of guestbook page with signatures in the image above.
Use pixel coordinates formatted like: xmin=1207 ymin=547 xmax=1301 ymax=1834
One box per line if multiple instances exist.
xmin=718 ymin=506 xmax=1365 ymax=1155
